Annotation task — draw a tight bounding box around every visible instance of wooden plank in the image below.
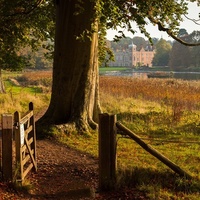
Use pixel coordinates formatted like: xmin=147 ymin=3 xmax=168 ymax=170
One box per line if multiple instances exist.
xmin=21 ymin=150 xmax=34 ymax=166
xmin=27 ymin=137 xmax=33 ymax=145
xmin=24 ymin=137 xmax=37 ymax=169
xmin=20 ymin=111 xmax=33 ymax=124
xmin=22 ymin=153 xmax=32 ymax=166
xmin=29 ymin=102 xmax=37 ymax=172
xmin=116 ymin=122 xmax=192 ymax=179
xmin=22 ymin=163 xmax=33 ymax=180
xmin=21 ymin=144 xmax=26 ymax=152
xmin=2 ymin=114 xmax=13 ymax=181
xmin=22 ymin=154 xmax=30 ymax=166
xmin=22 ymin=137 xmax=33 ymax=151
xmin=24 ymin=125 xmax=33 ymax=135
xmin=22 ymin=139 xmax=34 ymax=152
xmin=14 ymin=102 xmax=37 ymax=184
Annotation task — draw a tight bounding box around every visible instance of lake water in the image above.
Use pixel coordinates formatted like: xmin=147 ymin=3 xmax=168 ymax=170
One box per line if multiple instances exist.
xmin=100 ymin=70 xmax=200 ymax=80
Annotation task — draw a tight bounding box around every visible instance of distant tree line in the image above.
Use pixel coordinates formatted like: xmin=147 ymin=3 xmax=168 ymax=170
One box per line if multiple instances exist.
xmin=18 ymin=40 xmax=53 ymax=69
xmin=108 ymin=29 xmax=200 ymax=71
xmin=168 ymin=30 xmax=200 ymax=70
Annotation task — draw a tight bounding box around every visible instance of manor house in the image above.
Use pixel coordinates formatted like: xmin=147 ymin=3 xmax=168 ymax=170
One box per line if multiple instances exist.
xmin=108 ymin=43 xmax=155 ymax=68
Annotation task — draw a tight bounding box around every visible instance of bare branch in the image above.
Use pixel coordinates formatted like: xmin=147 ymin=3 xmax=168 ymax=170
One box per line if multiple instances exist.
xmin=166 ymin=29 xmax=200 ymax=46
xmin=148 ymin=14 xmax=200 ymax=46
xmin=184 ymin=14 xmax=200 ymax=25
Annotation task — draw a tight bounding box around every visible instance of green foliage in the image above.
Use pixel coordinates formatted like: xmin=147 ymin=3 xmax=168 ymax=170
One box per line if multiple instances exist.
xmin=99 ymin=0 xmax=190 ymax=43
xmin=0 ymin=0 xmax=198 ymax=71
xmin=152 ymin=39 xmax=172 ymax=66
xmin=169 ymin=30 xmax=200 ymax=69
xmin=97 ymin=0 xmax=198 ymax=65
xmin=189 ymin=31 xmax=200 ymax=68
xmin=0 ymin=0 xmax=55 ymax=71
xmin=1 ymin=53 xmax=29 ymax=71
xmin=0 ymin=71 xmax=50 ymax=115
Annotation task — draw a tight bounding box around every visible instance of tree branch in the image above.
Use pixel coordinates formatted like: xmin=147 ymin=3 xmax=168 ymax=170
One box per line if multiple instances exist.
xmin=9 ymin=0 xmax=44 ymax=17
xmin=184 ymin=14 xmax=200 ymax=25
xmin=148 ymin=15 xmax=200 ymax=46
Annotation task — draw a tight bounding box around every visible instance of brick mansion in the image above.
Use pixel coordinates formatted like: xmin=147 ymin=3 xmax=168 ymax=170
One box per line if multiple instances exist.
xmin=108 ymin=43 xmax=155 ymax=68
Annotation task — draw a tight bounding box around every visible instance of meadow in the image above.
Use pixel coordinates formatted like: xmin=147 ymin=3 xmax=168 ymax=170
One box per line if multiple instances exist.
xmin=1 ymin=71 xmax=200 ymax=199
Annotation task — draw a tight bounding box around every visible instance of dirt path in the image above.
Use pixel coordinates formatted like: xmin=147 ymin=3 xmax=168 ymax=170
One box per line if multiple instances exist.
xmin=0 ymin=106 xmax=99 ymax=199
xmin=0 ymin=109 xmax=99 ymax=199
xmin=0 ymin=109 xmax=146 ymax=199
xmin=0 ymin=137 xmax=147 ymax=200
xmin=1 ymin=139 xmax=99 ymax=200
xmin=28 ymin=139 xmax=98 ymax=199
xmin=0 ymin=138 xmax=147 ymax=200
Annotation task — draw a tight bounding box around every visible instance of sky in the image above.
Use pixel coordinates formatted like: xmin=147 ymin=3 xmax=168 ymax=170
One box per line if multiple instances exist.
xmin=106 ymin=2 xmax=200 ymax=41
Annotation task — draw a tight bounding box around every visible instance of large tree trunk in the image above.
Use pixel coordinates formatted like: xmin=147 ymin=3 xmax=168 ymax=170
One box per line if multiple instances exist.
xmin=38 ymin=0 xmax=101 ymax=133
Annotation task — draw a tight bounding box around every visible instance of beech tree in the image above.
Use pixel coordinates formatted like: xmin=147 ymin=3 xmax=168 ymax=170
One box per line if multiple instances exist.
xmin=38 ymin=0 xmax=200 ymax=135
xmin=0 ymin=0 xmax=54 ymax=93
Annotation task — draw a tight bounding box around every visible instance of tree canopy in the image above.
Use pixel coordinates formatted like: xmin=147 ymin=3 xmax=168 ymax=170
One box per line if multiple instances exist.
xmin=99 ymin=0 xmax=200 ymax=46
xmin=1 ymin=0 xmax=199 ymax=71
xmin=0 ymin=0 xmax=55 ymax=71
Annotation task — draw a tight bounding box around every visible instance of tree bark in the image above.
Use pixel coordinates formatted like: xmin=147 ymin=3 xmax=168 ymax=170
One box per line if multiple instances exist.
xmin=38 ymin=0 xmax=101 ymax=133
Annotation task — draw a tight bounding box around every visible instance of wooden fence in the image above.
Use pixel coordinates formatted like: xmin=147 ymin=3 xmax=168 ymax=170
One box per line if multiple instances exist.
xmin=98 ymin=113 xmax=192 ymax=190
xmin=1 ymin=102 xmax=37 ymax=184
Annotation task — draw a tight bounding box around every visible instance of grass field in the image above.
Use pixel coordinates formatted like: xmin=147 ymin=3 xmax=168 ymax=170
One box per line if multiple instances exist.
xmin=1 ymin=71 xmax=200 ymax=199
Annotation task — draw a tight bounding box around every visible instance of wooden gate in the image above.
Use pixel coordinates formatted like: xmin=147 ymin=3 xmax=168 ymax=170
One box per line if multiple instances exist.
xmin=14 ymin=102 xmax=37 ymax=183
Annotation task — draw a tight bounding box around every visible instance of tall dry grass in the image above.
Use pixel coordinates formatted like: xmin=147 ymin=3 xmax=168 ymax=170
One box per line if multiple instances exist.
xmin=100 ymin=76 xmax=200 ymax=123
xmin=100 ymin=76 xmax=200 ymax=111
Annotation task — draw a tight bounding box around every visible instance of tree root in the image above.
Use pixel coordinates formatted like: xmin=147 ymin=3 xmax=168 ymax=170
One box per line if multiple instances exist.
xmin=36 ymin=117 xmax=97 ymax=139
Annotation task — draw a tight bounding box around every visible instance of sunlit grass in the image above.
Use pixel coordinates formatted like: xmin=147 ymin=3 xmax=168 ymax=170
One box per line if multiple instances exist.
xmin=1 ymin=71 xmax=200 ymax=199
xmin=0 ymin=73 xmax=50 ymax=116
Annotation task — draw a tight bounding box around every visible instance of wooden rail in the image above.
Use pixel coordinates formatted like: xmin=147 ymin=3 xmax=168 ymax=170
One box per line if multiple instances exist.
xmin=98 ymin=113 xmax=192 ymax=190
xmin=116 ymin=122 xmax=192 ymax=179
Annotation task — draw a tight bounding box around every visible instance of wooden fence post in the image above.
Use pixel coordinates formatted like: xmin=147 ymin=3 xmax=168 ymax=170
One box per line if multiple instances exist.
xmin=2 ymin=114 xmax=13 ymax=181
xmin=99 ymin=113 xmax=117 ymax=190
